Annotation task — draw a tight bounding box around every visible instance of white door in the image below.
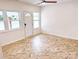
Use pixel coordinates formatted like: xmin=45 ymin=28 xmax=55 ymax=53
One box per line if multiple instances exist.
xmin=24 ymin=12 xmax=33 ymax=37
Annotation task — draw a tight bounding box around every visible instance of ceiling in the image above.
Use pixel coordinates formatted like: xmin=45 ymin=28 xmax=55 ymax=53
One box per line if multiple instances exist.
xmin=19 ymin=0 xmax=41 ymax=4
xmin=0 ymin=0 xmax=77 ymax=5
xmin=18 ymin=0 xmax=77 ymax=4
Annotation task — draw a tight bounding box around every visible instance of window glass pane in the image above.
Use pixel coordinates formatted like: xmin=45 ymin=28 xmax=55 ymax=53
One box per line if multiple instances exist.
xmin=33 ymin=17 xmax=39 ymax=20
xmin=0 ymin=21 xmax=5 ymax=30
xmin=7 ymin=11 xmax=20 ymax=30
xmin=0 ymin=11 xmax=3 ymax=21
xmin=33 ymin=21 xmax=39 ymax=28
xmin=33 ymin=13 xmax=40 ymax=20
xmin=0 ymin=11 xmax=5 ymax=30
xmin=11 ymin=21 xmax=19 ymax=29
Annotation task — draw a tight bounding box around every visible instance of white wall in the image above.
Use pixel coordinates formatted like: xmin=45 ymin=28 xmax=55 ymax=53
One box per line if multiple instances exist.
xmin=0 ymin=0 xmax=41 ymax=46
xmin=41 ymin=1 xmax=78 ymax=39
xmin=0 ymin=29 xmax=25 ymax=46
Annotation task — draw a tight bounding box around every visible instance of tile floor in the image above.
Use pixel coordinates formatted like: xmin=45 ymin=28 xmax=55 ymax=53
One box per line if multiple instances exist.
xmin=2 ymin=34 xmax=78 ymax=59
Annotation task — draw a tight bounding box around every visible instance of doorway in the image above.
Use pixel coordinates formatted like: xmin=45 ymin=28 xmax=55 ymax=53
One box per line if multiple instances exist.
xmin=23 ymin=12 xmax=33 ymax=37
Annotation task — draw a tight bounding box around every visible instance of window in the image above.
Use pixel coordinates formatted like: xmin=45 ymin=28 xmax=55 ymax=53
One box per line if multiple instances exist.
xmin=33 ymin=12 xmax=40 ymax=29
xmin=0 ymin=11 xmax=5 ymax=30
xmin=7 ymin=11 xmax=20 ymax=30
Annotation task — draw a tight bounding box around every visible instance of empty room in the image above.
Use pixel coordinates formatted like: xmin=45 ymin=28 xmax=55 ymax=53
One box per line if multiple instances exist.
xmin=0 ymin=0 xmax=78 ymax=59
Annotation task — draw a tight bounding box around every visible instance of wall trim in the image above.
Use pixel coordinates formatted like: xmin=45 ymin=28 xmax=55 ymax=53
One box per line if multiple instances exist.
xmin=42 ymin=32 xmax=78 ymax=40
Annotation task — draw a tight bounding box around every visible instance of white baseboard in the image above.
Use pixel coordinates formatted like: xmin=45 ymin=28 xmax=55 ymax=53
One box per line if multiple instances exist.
xmin=1 ymin=31 xmax=77 ymax=46
xmin=42 ymin=31 xmax=78 ymax=40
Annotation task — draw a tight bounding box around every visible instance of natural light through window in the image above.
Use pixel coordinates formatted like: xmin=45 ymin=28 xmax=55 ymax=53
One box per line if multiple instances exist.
xmin=7 ymin=11 xmax=20 ymax=30
xmin=33 ymin=12 xmax=40 ymax=29
xmin=0 ymin=11 xmax=5 ymax=30
xmin=32 ymin=37 xmax=43 ymax=52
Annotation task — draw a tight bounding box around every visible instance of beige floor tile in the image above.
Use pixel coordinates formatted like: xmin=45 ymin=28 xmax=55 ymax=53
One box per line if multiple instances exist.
xmin=2 ymin=34 xmax=78 ymax=59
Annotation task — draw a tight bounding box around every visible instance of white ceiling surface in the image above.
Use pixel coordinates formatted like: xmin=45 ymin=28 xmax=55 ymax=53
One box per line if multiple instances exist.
xmin=18 ymin=0 xmax=77 ymax=4
xmin=0 ymin=0 xmax=77 ymax=5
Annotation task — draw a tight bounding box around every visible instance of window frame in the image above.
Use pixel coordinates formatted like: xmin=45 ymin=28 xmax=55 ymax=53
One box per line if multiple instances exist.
xmin=32 ymin=12 xmax=41 ymax=29
xmin=0 ymin=10 xmax=5 ymax=31
xmin=0 ymin=10 xmax=22 ymax=33
xmin=6 ymin=11 xmax=21 ymax=30
xmin=0 ymin=10 xmax=41 ymax=33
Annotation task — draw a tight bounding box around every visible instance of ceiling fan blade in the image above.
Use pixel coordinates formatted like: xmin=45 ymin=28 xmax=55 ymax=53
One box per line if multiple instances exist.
xmin=45 ymin=1 xmax=57 ymax=3
xmin=36 ymin=0 xmax=57 ymax=5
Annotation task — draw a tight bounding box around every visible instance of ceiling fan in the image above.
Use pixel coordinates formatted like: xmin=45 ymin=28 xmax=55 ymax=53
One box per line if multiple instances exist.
xmin=37 ymin=0 xmax=57 ymax=5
